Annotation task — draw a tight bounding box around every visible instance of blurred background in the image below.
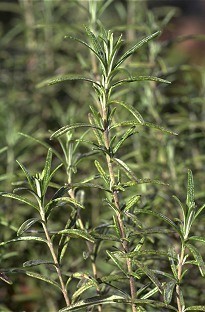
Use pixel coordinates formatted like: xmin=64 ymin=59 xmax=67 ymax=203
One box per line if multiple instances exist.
xmin=0 ymin=0 xmax=205 ymax=311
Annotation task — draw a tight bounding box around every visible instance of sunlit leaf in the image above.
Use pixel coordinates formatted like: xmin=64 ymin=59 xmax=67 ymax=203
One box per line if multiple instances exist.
xmin=141 ymin=286 xmax=158 ymax=299
xmin=106 ymin=251 xmax=127 ymax=276
xmin=94 ymin=160 xmax=109 ymax=184
xmin=85 ymin=26 xmax=104 ymax=59
xmin=37 ymin=75 xmax=100 ymax=88
xmin=114 ymin=31 xmax=161 ymax=68
xmin=185 ymin=306 xmax=205 ymax=311
xmin=72 ymin=280 xmax=96 ymax=302
xmin=1 ymin=193 xmax=39 ymax=211
xmin=17 ymin=218 xmax=41 ymax=236
xmin=189 ymin=236 xmax=205 ymax=244
xmin=57 ymin=229 xmax=95 ymax=243
xmin=42 ymin=148 xmax=52 ymax=195
xmin=135 ymin=209 xmax=180 ymax=235
xmin=186 ymin=169 xmax=195 ymax=210
xmin=113 ymin=126 xmax=137 ymax=154
xmin=186 ymin=243 xmax=205 ymax=276
xmin=124 ymin=195 xmax=141 ymax=212
xmin=25 ymin=271 xmax=61 ymax=289
xmin=0 ymin=236 xmax=47 ymax=246
xmin=59 ymin=295 xmax=127 ymax=311
xmin=144 ymin=121 xmax=178 ymax=135
xmin=0 ymin=272 xmax=13 ymax=285
xmin=64 ymin=35 xmax=105 ymax=66
xmin=110 ymin=100 xmax=144 ymax=124
xmin=50 ymin=124 xmax=103 ymax=140
xmin=134 ymin=260 xmax=163 ymax=292
xmin=112 ymin=76 xmax=170 ymax=88
xmin=16 ymin=160 xmax=35 ymax=191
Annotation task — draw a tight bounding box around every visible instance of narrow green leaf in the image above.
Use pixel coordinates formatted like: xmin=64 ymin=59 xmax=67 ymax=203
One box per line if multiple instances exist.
xmin=172 ymin=195 xmax=186 ymax=222
xmin=124 ymin=179 xmax=168 ymax=187
xmin=16 ymin=160 xmax=35 ymax=191
xmin=50 ymin=124 xmax=103 ymax=140
xmin=64 ymin=35 xmax=105 ymax=66
xmin=106 ymin=251 xmax=127 ymax=276
xmin=141 ymin=286 xmax=159 ymax=299
xmin=186 ymin=169 xmax=195 ymax=210
xmin=92 ymin=232 xmax=121 ymax=242
xmin=194 ymin=203 xmax=205 ymax=219
xmin=45 ymin=197 xmax=85 ymax=215
xmin=0 ymin=272 xmax=13 ymax=285
xmin=110 ymin=120 xmax=178 ymax=136
xmin=72 ymin=280 xmax=96 ymax=302
xmin=126 ymin=249 xmax=168 ymax=259
xmin=129 ymin=227 xmax=173 ymax=236
xmin=114 ymin=158 xmax=139 ymax=181
xmin=37 ymin=75 xmax=100 ymax=88
xmin=104 ymin=198 xmax=120 ymax=213
xmin=153 ymin=270 xmax=177 ymax=281
xmin=168 ymin=248 xmax=178 ymax=280
xmin=57 ymin=229 xmax=95 ymax=243
xmin=94 ymin=160 xmax=109 ymax=184
xmin=0 ymin=236 xmax=47 ymax=246
xmin=110 ymin=100 xmax=144 ymax=124
xmin=17 ymin=218 xmax=40 ymax=236
xmin=42 ymin=148 xmax=52 ymax=195
xmin=69 ymin=182 xmax=111 ymax=193
xmin=124 ymin=195 xmax=141 ymax=212
xmin=101 ymin=274 xmax=126 ymax=283
xmin=134 ymin=260 xmax=162 ymax=292
xmin=113 ymin=126 xmax=136 ymax=154
xmin=85 ymin=26 xmax=104 ymax=58
xmin=59 ymin=295 xmax=127 ymax=311
xmin=52 ymin=186 xmax=68 ymax=200
xmin=133 ymin=299 xmax=177 ymax=310
xmin=25 ymin=271 xmax=61 ymax=290
xmin=185 ymin=306 xmax=205 ymax=311
xmin=114 ymin=31 xmax=161 ymax=68
xmin=186 ymin=243 xmax=205 ymax=276
xmin=23 ymin=259 xmax=54 ymax=267
xmin=144 ymin=121 xmax=178 ymax=135
xmin=112 ymin=76 xmax=171 ymax=88
xmin=2 ymin=193 xmax=39 ymax=211
xmin=89 ymin=113 xmax=104 ymax=145
xmin=163 ymin=281 xmax=176 ymax=305
xmin=189 ymin=236 xmax=205 ymax=244
xmin=135 ymin=209 xmax=181 ymax=235
xmin=111 ymin=121 xmax=142 ymax=129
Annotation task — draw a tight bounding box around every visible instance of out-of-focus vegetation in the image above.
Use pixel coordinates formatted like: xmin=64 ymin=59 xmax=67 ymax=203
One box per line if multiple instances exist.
xmin=0 ymin=1 xmax=205 ymax=311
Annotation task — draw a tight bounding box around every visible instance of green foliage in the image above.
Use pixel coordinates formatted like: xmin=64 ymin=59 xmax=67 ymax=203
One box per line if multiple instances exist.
xmin=1 ymin=0 xmax=205 ymax=311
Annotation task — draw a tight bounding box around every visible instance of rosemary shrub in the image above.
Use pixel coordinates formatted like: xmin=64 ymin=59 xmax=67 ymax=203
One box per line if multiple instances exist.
xmin=1 ymin=4 xmax=205 ymax=312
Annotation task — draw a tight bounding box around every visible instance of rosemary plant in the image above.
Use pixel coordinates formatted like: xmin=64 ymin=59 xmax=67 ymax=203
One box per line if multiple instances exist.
xmin=1 ymin=6 xmax=205 ymax=312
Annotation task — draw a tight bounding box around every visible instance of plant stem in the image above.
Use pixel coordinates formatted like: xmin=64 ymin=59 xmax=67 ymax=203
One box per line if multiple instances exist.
xmin=40 ymin=202 xmax=70 ymax=306
xmin=102 ymin=105 xmax=137 ymax=312
xmin=68 ymin=179 xmax=102 ymax=312
xmin=176 ymin=245 xmax=185 ymax=312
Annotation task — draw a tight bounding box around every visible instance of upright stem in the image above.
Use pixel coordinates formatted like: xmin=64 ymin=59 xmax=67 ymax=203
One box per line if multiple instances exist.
xmin=176 ymin=245 xmax=185 ymax=312
xmin=68 ymin=177 xmax=102 ymax=311
xmin=102 ymin=103 xmax=136 ymax=312
xmin=39 ymin=202 xmax=70 ymax=306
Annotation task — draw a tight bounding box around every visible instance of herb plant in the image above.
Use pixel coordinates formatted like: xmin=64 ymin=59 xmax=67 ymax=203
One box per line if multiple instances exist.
xmin=1 ymin=1 xmax=205 ymax=312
